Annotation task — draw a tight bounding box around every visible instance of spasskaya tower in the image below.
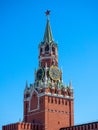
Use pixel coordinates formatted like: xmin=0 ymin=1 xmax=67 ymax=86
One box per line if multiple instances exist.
xmin=23 ymin=11 xmax=74 ymax=130
xmin=3 ymin=10 xmax=98 ymax=130
xmin=2 ymin=11 xmax=74 ymax=130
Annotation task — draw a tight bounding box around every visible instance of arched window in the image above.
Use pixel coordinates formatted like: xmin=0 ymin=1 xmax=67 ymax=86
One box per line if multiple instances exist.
xmin=45 ymin=45 xmax=49 ymax=53
xmin=26 ymin=93 xmax=30 ymax=98
xmin=40 ymin=48 xmax=42 ymax=54
xmin=52 ymin=46 xmax=55 ymax=54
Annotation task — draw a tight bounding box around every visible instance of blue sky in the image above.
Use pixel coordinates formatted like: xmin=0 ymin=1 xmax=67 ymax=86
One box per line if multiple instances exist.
xmin=0 ymin=0 xmax=98 ymax=129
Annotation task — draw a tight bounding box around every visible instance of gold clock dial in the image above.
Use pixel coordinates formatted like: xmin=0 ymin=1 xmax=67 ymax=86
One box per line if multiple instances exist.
xmin=49 ymin=66 xmax=60 ymax=80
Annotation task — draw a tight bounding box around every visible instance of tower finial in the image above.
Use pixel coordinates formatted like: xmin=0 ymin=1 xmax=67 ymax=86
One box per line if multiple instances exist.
xmin=45 ymin=10 xmax=51 ymax=18
xmin=43 ymin=10 xmax=53 ymax=43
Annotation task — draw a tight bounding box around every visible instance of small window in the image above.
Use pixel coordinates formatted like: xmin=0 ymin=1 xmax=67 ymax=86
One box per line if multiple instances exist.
xmin=58 ymin=121 xmax=60 ymax=124
xmin=26 ymin=93 xmax=30 ymax=98
xmin=45 ymin=45 xmax=49 ymax=52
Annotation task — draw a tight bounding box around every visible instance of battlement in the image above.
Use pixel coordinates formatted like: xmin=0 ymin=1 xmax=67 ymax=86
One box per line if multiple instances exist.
xmin=2 ymin=122 xmax=43 ymax=130
xmin=60 ymin=122 xmax=98 ymax=130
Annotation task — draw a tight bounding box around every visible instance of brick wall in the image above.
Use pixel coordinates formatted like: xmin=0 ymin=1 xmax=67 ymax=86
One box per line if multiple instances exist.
xmin=2 ymin=122 xmax=43 ymax=130
xmin=44 ymin=95 xmax=74 ymax=130
xmin=60 ymin=122 xmax=98 ymax=130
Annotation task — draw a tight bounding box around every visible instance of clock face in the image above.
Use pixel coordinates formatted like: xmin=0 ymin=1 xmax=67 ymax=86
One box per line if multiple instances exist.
xmin=37 ymin=68 xmax=44 ymax=80
xmin=49 ymin=66 xmax=60 ymax=80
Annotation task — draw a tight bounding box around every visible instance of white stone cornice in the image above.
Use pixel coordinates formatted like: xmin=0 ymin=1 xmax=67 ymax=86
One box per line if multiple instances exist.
xmin=38 ymin=92 xmax=74 ymax=99
xmin=39 ymin=55 xmax=57 ymax=61
xmin=24 ymin=92 xmax=74 ymax=101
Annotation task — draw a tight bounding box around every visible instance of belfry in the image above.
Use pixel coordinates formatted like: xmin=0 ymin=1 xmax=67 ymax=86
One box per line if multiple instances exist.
xmin=2 ymin=11 xmax=74 ymax=130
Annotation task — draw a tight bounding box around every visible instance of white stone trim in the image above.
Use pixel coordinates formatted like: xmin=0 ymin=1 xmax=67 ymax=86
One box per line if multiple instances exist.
xmin=38 ymin=92 xmax=74 ymax=99
xmin=24 ymin=93 xmax=74 ymax=102
xmin=28 ymin=89 xmax=40 ymax=112
xmin=39 ymin=55 xmax=56 ymax=60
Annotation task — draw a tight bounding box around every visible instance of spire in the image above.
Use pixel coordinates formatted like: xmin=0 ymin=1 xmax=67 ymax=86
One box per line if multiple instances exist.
xmin=43 ymin=10 xmax=53 ymax=43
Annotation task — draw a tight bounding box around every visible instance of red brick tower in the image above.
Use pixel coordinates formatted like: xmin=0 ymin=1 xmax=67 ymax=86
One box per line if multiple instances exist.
xmin=23 ymin=11 xmax=74 ymax=130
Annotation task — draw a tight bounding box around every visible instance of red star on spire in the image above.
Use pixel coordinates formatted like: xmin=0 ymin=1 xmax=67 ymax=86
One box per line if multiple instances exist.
xmin=45 ymin=10 xmax=51 ymax=16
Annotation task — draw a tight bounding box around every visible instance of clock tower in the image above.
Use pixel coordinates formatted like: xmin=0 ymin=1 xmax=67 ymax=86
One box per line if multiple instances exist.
xmin=23 ymin=11 xmax=74 ymax=130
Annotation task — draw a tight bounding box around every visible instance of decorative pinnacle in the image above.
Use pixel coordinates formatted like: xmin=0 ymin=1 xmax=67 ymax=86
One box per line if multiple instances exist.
xmin=44 ymin=64 xmax=48 ymax=88
xmin=69 ymin=80 xmax=73 ymax=89
xmin=25 ymin=80 xmax=28 ymax=88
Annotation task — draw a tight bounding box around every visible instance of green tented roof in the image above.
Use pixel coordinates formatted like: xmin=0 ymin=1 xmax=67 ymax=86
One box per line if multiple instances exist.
xmin=43 ymin=19 xmax=53 ymax=43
